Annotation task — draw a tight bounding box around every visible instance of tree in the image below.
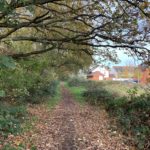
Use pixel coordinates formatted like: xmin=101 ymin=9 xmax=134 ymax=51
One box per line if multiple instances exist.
xmin=0 ymin=0 xmax=149 ymax=63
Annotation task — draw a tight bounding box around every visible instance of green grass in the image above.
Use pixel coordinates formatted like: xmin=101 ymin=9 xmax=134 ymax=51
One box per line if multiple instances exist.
xmin=92 ymin=81 xmax=145 ymax=97
xmin=67 ymin=85 xmax=86 ymax=105
xmin=67 ymin=78 xmax=150 ymax=149
xmin=47 ymin=84 xmax=61 ymax=109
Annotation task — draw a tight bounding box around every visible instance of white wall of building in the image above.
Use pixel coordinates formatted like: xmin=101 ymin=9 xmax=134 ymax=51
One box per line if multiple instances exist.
xmin=99 ymin=76 xmax=104 ymax=80
xmin=92 ymin=66 xmax=109 ymax=78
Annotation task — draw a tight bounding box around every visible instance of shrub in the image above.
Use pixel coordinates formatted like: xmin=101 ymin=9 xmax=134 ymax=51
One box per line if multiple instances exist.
xmin=0 ymin=105 xmax=27 ymax=137
xmin=26 ymin=80 xmax=59 ymax=104
xmin=82 ymin=88 xmax=113 ymax=105
xmin=107 ymin=97 xmax=127 ymax=109
xmin=108 ymin=92 xmax=150 ymax=149
xmin=68 ymin=78 xmax=90 ymax=87
xmin=79 ymin=80 xmax=150 ymax=149
xmin=42 ymin=80 xmax=59 ymax=96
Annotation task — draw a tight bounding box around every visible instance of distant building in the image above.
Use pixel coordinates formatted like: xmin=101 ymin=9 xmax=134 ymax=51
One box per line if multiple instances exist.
xmin=87 ymin=64 xmax=150 ymax=84
xmin=87 ymin=65 xmax=109 ymax=81
xmin=111 ymin=64 xmax=150 ymax=84
xmin=139 ymin=63 xmax=150 ymax=84
xmin=140 ymin=68 xmax=150 ymax=84
xmin=112 ymin=66 xmax=136 ymax=78
xmin=87 ymin=71 xmax=104 ymax=81
xmin=109 ymin=67 xmax=118 ymax=78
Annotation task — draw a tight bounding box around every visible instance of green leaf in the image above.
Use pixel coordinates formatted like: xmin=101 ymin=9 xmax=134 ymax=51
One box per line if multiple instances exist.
xmin=0 ymin=56 xmax=16 ymax=69
xmin=0 ymin=90 xmax=5 ymax=97
xmin=0 ymin=0 xmax=7 ymax=11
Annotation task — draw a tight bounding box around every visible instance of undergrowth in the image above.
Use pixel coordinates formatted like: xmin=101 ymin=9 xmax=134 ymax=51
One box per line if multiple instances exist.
xmin=67 ymin=85 xmax=86 ymax=105
xmin=25 ymin=80 xmax=59 ymax=104
xmin=47 ymin=83 xmax=61 ymax=109
xmin=68 ymin=78 xmax=150 ymax=150
xmin=0 ymin=104 xmax=27 ymax=138
xmin=0 ymin=80 xmax=60 ymax=149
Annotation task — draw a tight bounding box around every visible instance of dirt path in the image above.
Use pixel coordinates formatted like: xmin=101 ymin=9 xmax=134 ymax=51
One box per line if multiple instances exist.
xmin=30 ymin=86 xmax=129 ymax=150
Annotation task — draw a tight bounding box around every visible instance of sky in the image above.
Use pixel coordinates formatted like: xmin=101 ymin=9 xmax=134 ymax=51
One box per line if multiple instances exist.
xmin=110 ymin=18 xmax=150 ymax=67
xmin=105 ymin=18 xmax=150 ymax=67
xmin=94 ymin=51 xmax=141 ymax=68
xmin=114 ymin=51 xmax=140 ymax=66
xmin=93 ymin=1 xmax=150 ymax=68
xmin=109 ymin=2 xmax=150 ymax=67
xmin=116 ymin=42 xmax=150 ymax=66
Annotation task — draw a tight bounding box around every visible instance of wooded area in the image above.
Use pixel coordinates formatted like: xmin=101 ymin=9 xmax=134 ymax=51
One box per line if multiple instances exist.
xmin=0 ymin=0 xmax=150 ymax=97
xmin=0 ymin=0 xmax=150 ymax=149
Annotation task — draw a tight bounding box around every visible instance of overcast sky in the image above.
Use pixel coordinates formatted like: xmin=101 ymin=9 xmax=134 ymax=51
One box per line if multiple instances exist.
xmin=116 ymin=51 xmax=139 ymax=66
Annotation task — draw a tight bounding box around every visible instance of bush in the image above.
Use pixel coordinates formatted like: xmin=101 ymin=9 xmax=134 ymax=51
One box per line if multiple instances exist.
xmin=82 ymin=88 xmax=113 ymax=105
xmin=26 ymin=80 xmax=59 ymax=104
xmin=118 ymin=95 xmax=150 ymax=149
xmin=0 ymin=57 xmax=59 ymax=104
xmin=68 ymin=78 xmax=90 ymax=87
xmin=107 ymin=97 xmax=127 ymax=109
xmin=42 ymin=80 xmax=59 ymax=97
xmin=78 ymin=80 xmax=150 ymax=149
xmin=0 ymin=105 xmax=27 ymax=137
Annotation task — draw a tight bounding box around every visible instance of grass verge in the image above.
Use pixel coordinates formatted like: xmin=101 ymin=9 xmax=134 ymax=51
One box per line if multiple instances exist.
xmin=66 ymin=84 xmax=86 ymax=105
xmin=47 ymin=84 xmax=61 ymax=109
xmin=67 ymin=78 xmax=150 ymax=149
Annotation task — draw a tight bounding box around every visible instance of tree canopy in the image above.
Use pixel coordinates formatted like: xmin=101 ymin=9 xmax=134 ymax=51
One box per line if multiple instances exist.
xmin=0 ymin=0 xmax=149 ymax=63
xmin=0 ymin=2 xmax=150 ymax=149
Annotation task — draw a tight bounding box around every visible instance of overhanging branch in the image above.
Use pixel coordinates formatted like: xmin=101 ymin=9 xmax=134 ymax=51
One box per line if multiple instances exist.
xmin=8 ymin=45 xmax=56 ymax=59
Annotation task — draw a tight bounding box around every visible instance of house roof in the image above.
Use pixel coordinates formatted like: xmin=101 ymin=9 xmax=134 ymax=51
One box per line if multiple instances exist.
xmin=87 ymin=71 xmax=104 ymax=77
xmin=88 ymin=65 xmax=99 ymax=73
xmin=88 ymin=65 xmax=109 ymax=73
xmin=93 ymin=71 xmax=104 ymax=76
xmin=109 ymin=67 xmax=117 ymax=75
xmin=113 ymin=66 xmax=136 ymax=72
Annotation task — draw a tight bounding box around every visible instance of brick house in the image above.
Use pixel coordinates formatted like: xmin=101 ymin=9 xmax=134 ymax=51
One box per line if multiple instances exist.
xmin=87 ymin=71 xmax=104 ymax=81
xmin=87 ymin=65 xmax=109 ymax=81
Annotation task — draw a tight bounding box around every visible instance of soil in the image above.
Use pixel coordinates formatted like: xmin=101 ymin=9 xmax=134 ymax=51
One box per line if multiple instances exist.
xmin=29 ymin=86 xmax=130 ymax=150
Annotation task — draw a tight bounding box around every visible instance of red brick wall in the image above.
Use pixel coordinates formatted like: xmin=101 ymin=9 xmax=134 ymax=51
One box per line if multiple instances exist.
xmin=88 ymin=74 xmax=100 ymax=81
xmin=87 ymin=71 xmax=105 ymax=81
xmin=140 ymin=68 xmax=150 ymax=84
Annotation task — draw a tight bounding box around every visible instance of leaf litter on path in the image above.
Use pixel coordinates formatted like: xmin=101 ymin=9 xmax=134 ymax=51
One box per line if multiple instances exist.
xmin=30 ymin=86 xmax=130 ymax=150
xmin=1 ymin=86 xmax=131 ymax=150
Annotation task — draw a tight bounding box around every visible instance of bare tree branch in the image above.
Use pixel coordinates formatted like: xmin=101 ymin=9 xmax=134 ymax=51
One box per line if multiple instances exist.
xmin=8 ymin=45 xmax=56 ymax=59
